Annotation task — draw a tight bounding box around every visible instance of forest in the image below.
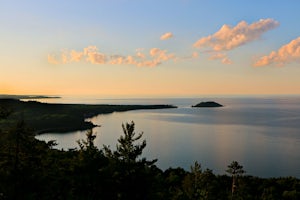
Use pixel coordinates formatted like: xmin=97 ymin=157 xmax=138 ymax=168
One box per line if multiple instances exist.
xmin=0 ymin=100 xmax=300 ymax=199
xmin=0 ymin=98 xmax=176 ymax=134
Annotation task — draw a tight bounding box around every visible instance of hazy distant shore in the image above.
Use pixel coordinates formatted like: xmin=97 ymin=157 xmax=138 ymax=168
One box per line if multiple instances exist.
xmin=0 ymin=94 xmax=61 ymax=99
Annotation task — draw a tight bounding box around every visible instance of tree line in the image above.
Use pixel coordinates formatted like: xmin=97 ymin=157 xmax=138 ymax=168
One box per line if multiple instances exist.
xmin=0 ymin=106 xmax=299 ymax=199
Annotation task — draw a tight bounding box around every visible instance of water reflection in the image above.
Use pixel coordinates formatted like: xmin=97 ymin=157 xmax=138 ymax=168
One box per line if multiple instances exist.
xmin=36 ymin=97 xmax=300 ymax=178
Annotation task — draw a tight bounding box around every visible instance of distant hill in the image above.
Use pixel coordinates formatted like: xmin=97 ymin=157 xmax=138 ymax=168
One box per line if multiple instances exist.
xmin=192 ymin=101 xmax=223 ymax=108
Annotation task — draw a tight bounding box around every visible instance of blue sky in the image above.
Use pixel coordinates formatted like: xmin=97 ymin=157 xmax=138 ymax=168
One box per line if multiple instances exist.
xmin=1 ymin=0 xmax=300 ymax=96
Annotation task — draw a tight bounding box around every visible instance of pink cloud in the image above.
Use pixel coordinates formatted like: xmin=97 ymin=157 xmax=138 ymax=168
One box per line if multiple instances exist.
xmin=194 ymin=19 xmax=279 ymax=51
xmin=150 ymin=48 xmax=175 ymax=61
xmin=208 ymin=53 xmax=233 ymax=64
xmin=70 ymin=50 xmax=84 ymax=62
xmin=254 ymin=37 xmax=300 ymax=67
xmin=192 ymin=52 xmax=199 ymax=58
xmin=47 ymin=54 xmax=59 ymax=64
xmin=83 ymin=46 xmax=107 ymax=64
xmin=160 ymin=32 xmax=173 ymax=40
xmin=221 ymin=57 xmax=233 ymax=64
xmin=48 ymin=46 xmax=177 ymax=67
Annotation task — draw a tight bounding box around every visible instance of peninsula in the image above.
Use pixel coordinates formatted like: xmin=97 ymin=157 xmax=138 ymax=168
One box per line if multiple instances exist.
xmin=192 ymin=101 xmax=223 ymax=108
xmin=0 ymin=99 xmax=176 ymax=134
xmin=0 ymin=94 xmax=60 ymax=99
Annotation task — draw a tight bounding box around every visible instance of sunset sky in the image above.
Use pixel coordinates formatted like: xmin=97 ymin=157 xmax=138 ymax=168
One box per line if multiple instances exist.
xmin=1 ymin=0 xmax=300 ymax=97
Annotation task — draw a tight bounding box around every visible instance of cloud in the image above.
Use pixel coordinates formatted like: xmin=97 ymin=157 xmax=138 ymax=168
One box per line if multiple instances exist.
xmin=150 ymin=48 xmax=175 ymax=60
xmin=209 ymin=53 xmax=233 ymax=64
xmin=193 ymin=18 xmax=279 ymax=51
xmin=160 ymin=32 xmax=173 ymax=40
xmin=221 ymin=57 xmax=233 ymax=65
xmin=47 ymin=54 xmax=59 ymax=64
xmin=136 ymin=51 xmax=146 ymax=59
xmin=192 ymin=52 xmax=199 ymax=58
xmin=48 ymin=46 xmax=177 ymax=67
xmin=209 ymin=53 xmax=226 ymax=60
xmin=254 ymin=37 xmax=300 ymax=67
xmin=83 ymin=46 xmax=107 ymax=64
xmin=70 ymin=50 xmax=84 ymax=62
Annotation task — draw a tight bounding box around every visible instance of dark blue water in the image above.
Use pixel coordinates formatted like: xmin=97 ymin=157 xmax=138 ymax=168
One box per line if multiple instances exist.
xmin=36 ymin=96 xmax=300 ymax=178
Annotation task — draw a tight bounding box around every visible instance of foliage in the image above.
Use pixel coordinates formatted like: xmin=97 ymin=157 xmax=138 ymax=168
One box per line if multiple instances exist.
xmin=103 ymin=121 xmax=159 ymax=199
xmin=0 ymin=99 xmax=176 ymax=134
xmin=226 ymin=161 xmax=246 ymax=199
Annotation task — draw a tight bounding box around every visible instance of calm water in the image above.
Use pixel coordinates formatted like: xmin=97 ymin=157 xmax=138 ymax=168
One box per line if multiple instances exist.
xmin=35 ymin=96 xmax=300 ymax=178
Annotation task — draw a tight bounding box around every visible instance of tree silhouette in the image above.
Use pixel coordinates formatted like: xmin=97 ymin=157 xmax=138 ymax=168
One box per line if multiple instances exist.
xmin=182 ymin=161 xmax=202 ymax=199
xmin=75 ymin=129 xmax=109 ymax=199
xmin=0 ymin=106 xmax=11 ymax=119
xmin=103 ymin=121 xmax=158 ymax=199
xmin=226 ymin=161 xmax=245 ymax=199
xmin=116 ymin=121 xmax=146 ymax=163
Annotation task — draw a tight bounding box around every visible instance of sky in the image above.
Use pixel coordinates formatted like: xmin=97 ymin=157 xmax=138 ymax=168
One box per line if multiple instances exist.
xmin=1 ymin=0 xmax=300 ymax=97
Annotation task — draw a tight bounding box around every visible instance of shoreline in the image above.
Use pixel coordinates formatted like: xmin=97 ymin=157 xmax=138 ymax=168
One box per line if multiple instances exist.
xmin=0 ymin=98 xmax=176 ymax=134
xmin=0 ymin=94 xmax=61 ymax=99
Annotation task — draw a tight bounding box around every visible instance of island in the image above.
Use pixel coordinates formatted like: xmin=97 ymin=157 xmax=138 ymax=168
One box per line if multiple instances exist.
xmin=0 ymin=98 xmax=176 ymax=134
xmin=192 ymin=101 xmax=223 ymax=108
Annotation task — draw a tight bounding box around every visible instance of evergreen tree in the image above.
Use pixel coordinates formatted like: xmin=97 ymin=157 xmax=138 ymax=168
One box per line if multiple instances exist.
xmin=226 ymin=161 xmax=245 ymax=199
xmin=103 ymin=121 xmax=158 ymax=199
xmin=0 ymin=119 xmax=50 ymax=199
xmin=74 ymin=129 xmax=108 ymax=199
xmin=183 ymin=161 xmax=202 ymax=199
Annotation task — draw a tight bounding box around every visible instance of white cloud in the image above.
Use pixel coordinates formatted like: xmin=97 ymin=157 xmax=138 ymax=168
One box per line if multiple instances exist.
xmin=160 ymin=32 xmax=173 ymax=40
xmin=254 ymin=37 xmax=300 ymax=67
xmin=193 ymin=19 xmax=279 ymax=51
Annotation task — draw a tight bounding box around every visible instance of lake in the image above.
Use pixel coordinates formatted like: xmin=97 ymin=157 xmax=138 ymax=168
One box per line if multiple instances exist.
xmin=35 ymin=95 xmax=300 ymax=178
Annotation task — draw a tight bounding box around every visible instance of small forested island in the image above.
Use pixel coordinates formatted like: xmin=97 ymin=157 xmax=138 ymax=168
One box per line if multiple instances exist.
xmin=0 ymin=98 xmax=176 ymax=134
xmin=192 ymin=101 xmax=223 ymax=108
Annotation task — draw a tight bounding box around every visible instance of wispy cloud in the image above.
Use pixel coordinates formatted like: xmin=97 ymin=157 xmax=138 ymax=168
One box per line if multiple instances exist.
xmin=48 ymin=46 xmax=177 ymax=67
xmin=47 ymin=54 xmax=59 ymax=64
xmin=194 ymin=19 xmax=279 ymax=51
xmin=254 ymin=37 xmax=300 ymax=67
xmin=209 ymin=53 xmax=233 ymax=64
xmin=160 ymin=32 xmax=173 ymax=40
xmin=192 ymin=52 xmax=199 ymax=58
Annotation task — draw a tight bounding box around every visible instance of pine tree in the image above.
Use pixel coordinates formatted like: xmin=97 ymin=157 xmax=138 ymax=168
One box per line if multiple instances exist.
xmin=226 ymin=161 xmax=245 ymax=199
xmin=103 ymin=121 xmax=158 ymax=199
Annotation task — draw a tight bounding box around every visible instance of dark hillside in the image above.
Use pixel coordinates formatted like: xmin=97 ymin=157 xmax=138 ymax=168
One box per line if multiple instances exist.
xmin=0 ymin=99 xmax=176 ymax=134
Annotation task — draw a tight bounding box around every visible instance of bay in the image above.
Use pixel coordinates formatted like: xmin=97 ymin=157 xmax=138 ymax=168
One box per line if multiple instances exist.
xmin=35 ymin=95 xmax=300 ymax=178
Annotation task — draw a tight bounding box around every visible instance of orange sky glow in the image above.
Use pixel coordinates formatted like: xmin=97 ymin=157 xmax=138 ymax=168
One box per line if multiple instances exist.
xmin=1 ymin=1 xmax=300 ymax=97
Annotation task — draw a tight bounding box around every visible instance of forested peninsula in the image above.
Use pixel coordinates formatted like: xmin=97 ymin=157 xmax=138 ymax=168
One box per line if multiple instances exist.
xmin=0 ymin=98 xmax=176 ymax=134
